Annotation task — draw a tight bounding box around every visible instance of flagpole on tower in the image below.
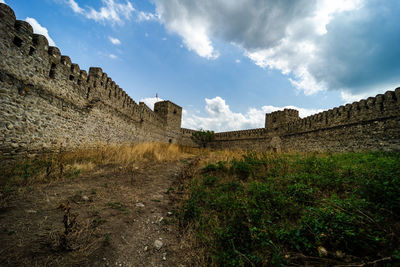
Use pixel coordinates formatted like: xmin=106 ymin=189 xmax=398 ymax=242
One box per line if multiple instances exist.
xmin=156 ymin=93 xmax=159 ymax=102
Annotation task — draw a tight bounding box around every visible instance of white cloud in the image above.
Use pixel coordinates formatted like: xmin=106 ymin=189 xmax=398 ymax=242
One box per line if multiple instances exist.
xmin=140 ymin=96 xmax=164 ymax=110
xmin=67 ymin=0 xmax=84 ymax=14
xmin=155 ymin=1 xmax=219 ymax=59
xmin=235 ymin=59 xmax=241 ymax=63
xmin=154 ymin=0 xmax=400 ymax=96
xmin=109 ymin=36 xmax=121 ymax=45
xmin=0 ymin=0 xmax=6 ymax=4
xmin=25 ymin=17 xmax=56 ymax=46
xmin=109 ymin=54 xmax=117 ymax=59
xmin=66 ymin=0 xmax=135 ymax=25
xmin=182 ymin=96 xmax=323 ymax=132
xmin=340 ymin=81 xmax=400 ymax=103
xmin=137 ymin=11 xmax=158 ymax=22
xmin=86 ymin=0 xmax=134 ymax=25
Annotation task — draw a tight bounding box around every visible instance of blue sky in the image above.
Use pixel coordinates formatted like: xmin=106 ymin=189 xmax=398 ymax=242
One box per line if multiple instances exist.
xmin=3 ymin=0 xmax=400 ymax=131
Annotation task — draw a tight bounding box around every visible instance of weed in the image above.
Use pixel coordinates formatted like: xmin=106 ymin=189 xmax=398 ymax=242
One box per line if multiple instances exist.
xmin=180 ymin=151 xmax=400 ymax=266
xmin=107 ymin=202 xmax=130 ymax=215
xmin=104 ymin=233 xmax=112 ymax=246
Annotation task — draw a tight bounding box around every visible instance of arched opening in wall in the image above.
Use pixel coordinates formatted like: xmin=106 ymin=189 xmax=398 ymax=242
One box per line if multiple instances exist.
xmin=87 ymin=87 xmax=90 ymax=99
xmin=77 ymin=79 xmax=82 ymax=85
xmin=29 ymin=47 xmax=35 ymax=56
xmin=108 ymin=90 xmax=111 ymax=98
xmin=173 ymin=109 xmax=177 ymax=114
xmin=69 ymin=75 xmax=74 ymax=81
xmin=169 ymin=139 xmax=172 ymax=143
xmin=49 ymin=63 xmax=56 ymax=78
xmin=13 ymin=36 xmax=23 ymax=47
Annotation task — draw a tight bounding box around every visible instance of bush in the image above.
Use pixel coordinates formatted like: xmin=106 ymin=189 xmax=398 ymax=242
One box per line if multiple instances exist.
xmin=180 ymin=152 xmax=400 ymax=266
xmin=191 ymin=129 xmax=215 ymax=148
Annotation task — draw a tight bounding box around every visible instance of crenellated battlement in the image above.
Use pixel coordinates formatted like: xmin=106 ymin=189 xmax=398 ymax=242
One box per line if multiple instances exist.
xmin=1 ymin=3 xmax=399 ymax=155
xmin=265 ymin=108 xmax=300 ymax=130
xmin=212 ymin=88 xmax=400 ymax=151
xmin=0 ymin=3 xmax=183 ymax=156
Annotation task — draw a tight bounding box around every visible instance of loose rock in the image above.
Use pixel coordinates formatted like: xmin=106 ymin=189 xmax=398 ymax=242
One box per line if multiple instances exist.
xmin=154 ymin=240 xmax=163 ymax=250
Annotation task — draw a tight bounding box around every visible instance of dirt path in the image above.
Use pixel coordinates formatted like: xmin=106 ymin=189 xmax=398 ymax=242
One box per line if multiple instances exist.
xmin=0 ymin=159 xmax=198 ymax=266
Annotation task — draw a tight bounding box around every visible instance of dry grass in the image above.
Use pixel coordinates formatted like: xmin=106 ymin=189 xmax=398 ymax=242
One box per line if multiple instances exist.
xmin=197 ymin=149 xmax=251 ymax=168
xmin=0 ymin=142 xmax=198 ymax=187
xmin=66 ymin=142 xmax=196 ymax=169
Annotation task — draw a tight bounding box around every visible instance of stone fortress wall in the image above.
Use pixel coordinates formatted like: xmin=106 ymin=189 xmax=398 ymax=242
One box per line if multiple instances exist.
xmin=0 ymin=4 xmax=183 ymax=157
xmin=211 ymin=89 xmax=400 ymax=152
xmin=1 ymin=3 xmax=399 ymax=156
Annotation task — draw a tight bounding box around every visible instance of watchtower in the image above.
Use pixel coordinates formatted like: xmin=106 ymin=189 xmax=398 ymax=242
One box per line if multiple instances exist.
xmin=154 ymin=100 xmax=182 ymax=133
xmin=265 ymin=109 xmax=299 ymax=130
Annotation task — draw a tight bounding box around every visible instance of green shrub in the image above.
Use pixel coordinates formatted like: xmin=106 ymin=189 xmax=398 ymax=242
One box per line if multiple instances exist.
xmin=181 ymin=152 xmax=400 ymax=266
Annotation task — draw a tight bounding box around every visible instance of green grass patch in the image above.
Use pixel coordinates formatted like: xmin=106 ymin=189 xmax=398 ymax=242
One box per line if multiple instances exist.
xmin=180 ymin=152 xmax=400 ymax=266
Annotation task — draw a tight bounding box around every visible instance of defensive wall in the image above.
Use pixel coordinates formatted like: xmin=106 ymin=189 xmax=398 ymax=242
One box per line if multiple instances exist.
xmin=211 ymin=90 xmax=400 ymax=152
xmin=0 ymin=4 xmax=182 ymax=157
xmin=1 ymin=3 xmax=399 ymax=156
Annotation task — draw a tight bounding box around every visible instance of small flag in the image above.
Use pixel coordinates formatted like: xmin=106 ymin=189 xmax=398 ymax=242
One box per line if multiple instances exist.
xmin=156 ymin=93 xmax=158 ymax=100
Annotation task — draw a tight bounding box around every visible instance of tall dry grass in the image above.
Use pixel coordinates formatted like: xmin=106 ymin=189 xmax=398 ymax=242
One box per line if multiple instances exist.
xmin=0 ymin=143 xmax=198 ymax=187
xmin=63 ymin=142 xmax=197 ymax=169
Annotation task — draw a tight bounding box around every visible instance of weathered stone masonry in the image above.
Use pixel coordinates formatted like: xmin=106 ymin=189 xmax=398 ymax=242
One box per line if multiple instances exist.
xmin=210 ymin=92 xmax=400 ymax=152
xmin=0 ymin=4 xmax=182 ymax=157
xmin=1 ymin=3 xmax=400 ymax=156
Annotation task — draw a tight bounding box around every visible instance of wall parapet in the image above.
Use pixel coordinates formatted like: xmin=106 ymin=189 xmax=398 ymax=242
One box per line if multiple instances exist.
xmin=0 ymin=3 xmax=183 ymax=156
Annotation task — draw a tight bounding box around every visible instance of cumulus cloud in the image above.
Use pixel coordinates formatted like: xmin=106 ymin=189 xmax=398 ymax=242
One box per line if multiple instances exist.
xmin=109 ymin=54 xmax=117 ymax=59
xmin=155 ymin=0 xmax=400 ymax=95
xmin=66 ymin=0 xmax=134 ymax=25
xmin=137 ymin=11 xmax=158 ymax=22
xmin=25 ymin=17 xmax=56 ymax=46
xmin=182 ymin=96 xmax=323 ymax=132
xmin=109 ymin=36 xmax=121 ymax=45
xmin=66 ymin=0 xmax=158 ymax=26
xmin=140 ymin=97 xmax=164 ymax=110
xmin=0 ymin=0 xmax=6 ymax=4
xmin=67 ymin=0 xmax=84 ymax=14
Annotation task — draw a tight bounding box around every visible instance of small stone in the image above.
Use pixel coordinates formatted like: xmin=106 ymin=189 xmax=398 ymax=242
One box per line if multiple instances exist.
xmin=25 ymin=209 xmax=37 ymax=213
xmin=82 ymin=195 xmax=89 ymax=201
xmin=6 ymin=124 xmax=14 ymax=130
xmin=167 ymin=212 xmax=173 ymax=216
xmin=317 ymin=246 xmax=328 ymax=257
xmin=158 ymin=217 xmax=164 ymax=222
xmin=144 ymin=246 xmax=148 ymax=251
xmin=136 ymin=202 xmax=145 ymax=207
xmin=335 ymin=250 xmax=345 ymax=258
xmin=154 ymin=240 xmax=163 ymax=250
xmin=162 ymin=253 xmax=167 ymax=261
xmin=11 ymin=143 xmax=18 ymax=148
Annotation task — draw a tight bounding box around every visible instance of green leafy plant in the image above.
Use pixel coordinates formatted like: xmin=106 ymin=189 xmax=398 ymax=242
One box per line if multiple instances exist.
xmin=180 ymin=152 xmax=400 ymax=266
xmin=191 ymin=129 xmax=215 ymax=148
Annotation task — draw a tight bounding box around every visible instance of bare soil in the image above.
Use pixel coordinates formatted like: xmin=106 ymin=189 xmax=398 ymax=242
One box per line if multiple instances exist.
xmin=0 ymin=158 xmax=200 ymax=266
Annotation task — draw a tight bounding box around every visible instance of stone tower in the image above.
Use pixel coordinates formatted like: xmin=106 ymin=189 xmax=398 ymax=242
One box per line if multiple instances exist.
xmin=154 ymin=101 xmax=182 ymax=142
xmin=265 ymin=109 xmax=299 ymax=130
